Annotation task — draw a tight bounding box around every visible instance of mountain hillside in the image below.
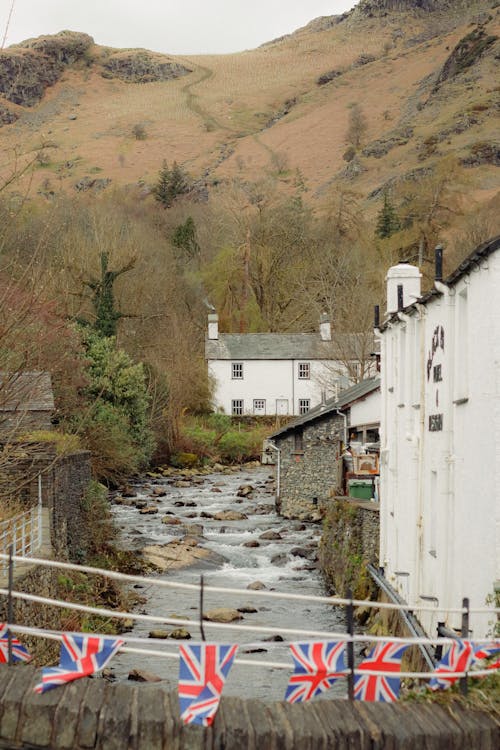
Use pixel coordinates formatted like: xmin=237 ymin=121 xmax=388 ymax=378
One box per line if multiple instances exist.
xmin=0 ymin=0 xmax=498 ymax=227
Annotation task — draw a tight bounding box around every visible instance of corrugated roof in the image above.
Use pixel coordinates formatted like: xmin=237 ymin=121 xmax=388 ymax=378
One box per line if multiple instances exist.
xmin=206 ymin=332 xmax=373 ymax=361
xmin=0 ymin=372 xmax=55 ymax=412
xmin=268 ymin=377 xmax=380 ymax=439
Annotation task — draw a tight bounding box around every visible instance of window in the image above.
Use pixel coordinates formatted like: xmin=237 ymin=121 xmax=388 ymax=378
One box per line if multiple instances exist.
xmin=232 ymin=362 xmax=243 ymax=379
xmin=231 ymin=399 xmax=243 ymax=416
xmin=294 ymin=428 xmax=304 ymax=451
xmin=298 ymin=362 xmax=310 ymax=379
xmin=253 ymin=399 xmax=266 ymax=414
xmin=299 ymin=399 xmax=310 ymax=415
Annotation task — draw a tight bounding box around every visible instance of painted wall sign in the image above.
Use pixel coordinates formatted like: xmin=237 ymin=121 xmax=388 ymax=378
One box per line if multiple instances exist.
xmin=429 ymin=414 xmax=443 ymax=431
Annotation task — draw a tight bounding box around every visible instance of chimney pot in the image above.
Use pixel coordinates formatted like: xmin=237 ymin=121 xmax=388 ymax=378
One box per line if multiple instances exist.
xmin=319 ymin=313 xmax=331 ymax=341
xmin=208 ymin=313 xmax=219 ymax=340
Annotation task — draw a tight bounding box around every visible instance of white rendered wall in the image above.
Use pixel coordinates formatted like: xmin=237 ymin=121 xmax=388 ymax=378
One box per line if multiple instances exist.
xmin=349 ymin=390 xmax=381 ymax=428
xmin=208 ymin=359 xmax=343 ymax=416
xmin=380 ymin=251 xmax=500 ymax=638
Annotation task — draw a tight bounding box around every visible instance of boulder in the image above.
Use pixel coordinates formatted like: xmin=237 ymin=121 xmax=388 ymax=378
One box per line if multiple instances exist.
xmin=213 ymin=510 xmax=248 ymax=521
xmin=270 ymin=553 xmax=288 ymax=566
xmin=237 ymin=484 xmax=254 ymax=497
xmin=128 ymin=669 xmax=162 ymax=682
xmin=243 ymin=540 xmax=260 ymax=548
xmin=204 ymin=608 xmax=243 ymax=623
xmin=162 ymin=516 xmax=182 ymax=525
xmin=237 ymin=605 xmax=258 ymax=614
xmin=247 ymin=581 xmax=266 ymax=590
xmin=169 ymin=628 xmax=191 ymax=640
xmin=139 ymin=506 xmax=159 ymax=515
xmin=151 ymin=487 xmax=167 ymax=497
xmin=142 ymin=542 xmax=226 ymax=571
xmin=182 ymin=523 xmax=204 ymax=536
xmin=148 ymin=630 xmax=170 ymax=639
xmin=259 ymin=530 xmax=282 ymax=541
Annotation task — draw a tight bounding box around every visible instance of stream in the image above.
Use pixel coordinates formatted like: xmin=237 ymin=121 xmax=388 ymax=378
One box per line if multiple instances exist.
xmin=110 ymin=465 xmax=349 ymax=702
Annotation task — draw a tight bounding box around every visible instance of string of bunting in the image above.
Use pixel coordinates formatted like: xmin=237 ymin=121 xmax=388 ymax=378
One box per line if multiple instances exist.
xmin=1 ymin=623 xmax=498 ymax=727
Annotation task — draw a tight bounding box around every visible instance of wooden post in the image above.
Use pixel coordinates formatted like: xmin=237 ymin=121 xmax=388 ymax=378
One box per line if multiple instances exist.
xmin=346 ymin=588 xmax=355 ymax=700
xmin=460 ymin=597 xmax=470 ymax=696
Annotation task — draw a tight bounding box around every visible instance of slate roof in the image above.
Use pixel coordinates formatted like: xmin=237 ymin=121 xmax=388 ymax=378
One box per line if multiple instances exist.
xmin=379 ymin=235 xmax=500 ymax=332
xmin=268 ymin=377 xmax=380 ymax=439
xmin=206 ymin=332 xmax=373 ymax=361
xmin=0 ymin=372 xmax=55 ymax=412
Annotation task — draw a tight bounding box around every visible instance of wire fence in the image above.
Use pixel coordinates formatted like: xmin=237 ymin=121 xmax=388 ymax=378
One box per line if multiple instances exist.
xmin=1 ymin=550 xmax=499 ymax=698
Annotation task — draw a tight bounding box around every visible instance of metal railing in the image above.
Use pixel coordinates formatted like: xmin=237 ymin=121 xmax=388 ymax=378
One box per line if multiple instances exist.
xmin=0 ymin=476 xmax=43 ymax=573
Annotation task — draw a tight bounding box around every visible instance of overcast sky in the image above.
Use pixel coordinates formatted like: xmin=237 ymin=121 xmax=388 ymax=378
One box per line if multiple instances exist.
xmin=2 ymin=1 xmax=358 ymax=55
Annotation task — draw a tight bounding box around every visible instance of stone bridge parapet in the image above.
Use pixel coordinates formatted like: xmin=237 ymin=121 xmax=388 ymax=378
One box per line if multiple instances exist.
xmin=0 ymin=665 xmax=498 ymax=749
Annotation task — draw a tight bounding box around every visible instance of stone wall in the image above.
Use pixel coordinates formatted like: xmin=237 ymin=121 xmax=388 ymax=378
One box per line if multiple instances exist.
xmin=2 ymin=446 xmax=92 ymax=559
xmin=319 ymin=498 xmax=380 ymax=598
xmin=0 ymin=665 xmax=498 ymax=749
xmin=275 ymin=414 xmax=344 ymax=519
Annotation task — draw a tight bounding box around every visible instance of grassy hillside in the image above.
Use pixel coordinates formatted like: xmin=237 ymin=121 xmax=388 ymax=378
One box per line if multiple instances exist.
xmin=0 ymin=0 xmax=498 ymax=226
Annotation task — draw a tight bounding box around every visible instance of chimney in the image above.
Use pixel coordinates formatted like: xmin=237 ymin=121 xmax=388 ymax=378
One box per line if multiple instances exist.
xmin=319 ymin=313 xmax=331 ymax=341
xmin=208 ymin=313 xmax=219 ymax=340
xmin=386 ymin=263 xmax=421 ymax=315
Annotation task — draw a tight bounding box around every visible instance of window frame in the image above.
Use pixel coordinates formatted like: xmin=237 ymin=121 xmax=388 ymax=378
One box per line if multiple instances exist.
xmin=298 ymin=362 xmax=310 ymax=380
xmin=298 ymin=398 xmax=310 ymax=415
xmin=231 ymin=399 xmax=244 ymax=416
xmin=231 ymin=362 xmax=244 ymax=380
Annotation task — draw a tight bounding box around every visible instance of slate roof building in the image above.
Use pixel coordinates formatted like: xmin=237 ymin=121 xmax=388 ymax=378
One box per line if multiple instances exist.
xmin=267 ymin=378 xmax=380 ymax=518
xmin=205 ymin=313 xmax=375 ymax=416
xmin=0 ymin=372 xmax=55 ymax=440
xmin=378 ymin=235 xmax=500 ymax=639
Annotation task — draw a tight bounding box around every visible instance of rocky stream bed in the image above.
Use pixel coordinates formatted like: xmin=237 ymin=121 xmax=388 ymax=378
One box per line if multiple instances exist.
xmin=109 ymin=464 xmax=349 ymax=701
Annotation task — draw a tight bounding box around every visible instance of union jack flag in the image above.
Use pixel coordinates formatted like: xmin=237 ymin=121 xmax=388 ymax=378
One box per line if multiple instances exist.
xmin=285 ymin=640 xmax=346 ymax=703
xmin=472 ymin=642 xmax=500 ymax=661
xmin=178 ymin=643 xmax=238 ymax=726
xmin=429 ymin=639 xmax=473 ymax=690
xmin=472 ymin=642 xmax=500 ymax=671
xmin=354 ymin=642 xmax=409 ymax=702
xmin=0 ymin=624 xmax=31 ymax=663
xmin=34 ymin=634 xmax=123 ymax=693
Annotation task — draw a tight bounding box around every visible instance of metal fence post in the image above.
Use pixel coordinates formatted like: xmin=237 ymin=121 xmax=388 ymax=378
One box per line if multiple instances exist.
xmin=346 ymin=588 xmax=355 ymax=700
xmin=7 ymin=545 xmax=14 ymax=665
xmin=199 ymin=575 xmax=206 ymax=642
xmin=460 ymin=597 xmax=470 ymax=696
xmin=38 ymin=473 xmax=43 ymax=549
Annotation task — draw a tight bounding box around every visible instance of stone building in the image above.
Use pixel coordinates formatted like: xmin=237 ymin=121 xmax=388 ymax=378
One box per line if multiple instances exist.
xmin=0 ymin=372 xmax=55 ymax=440
xmin=267 ymin=378 xmax=380 ymax=518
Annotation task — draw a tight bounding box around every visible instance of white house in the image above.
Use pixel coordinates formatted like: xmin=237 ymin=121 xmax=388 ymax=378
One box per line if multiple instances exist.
xmin=205 ymin=313 xmax=375 ymax=417
xmin=378 ymin=236 xmax=500 ymax=638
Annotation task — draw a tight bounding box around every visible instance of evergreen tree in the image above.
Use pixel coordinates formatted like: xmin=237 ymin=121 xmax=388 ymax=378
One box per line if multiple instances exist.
xmin=375 ymin=193 xmax=401 ymax=239
xmin=172 ymin=216 xmax=200 ymax=261
xmin=153 ymin=160 xmax=190 ymax=208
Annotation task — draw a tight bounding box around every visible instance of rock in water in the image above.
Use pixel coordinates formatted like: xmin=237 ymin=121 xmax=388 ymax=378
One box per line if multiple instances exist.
xmin=204 ymin=608 xmax=243 ymax=623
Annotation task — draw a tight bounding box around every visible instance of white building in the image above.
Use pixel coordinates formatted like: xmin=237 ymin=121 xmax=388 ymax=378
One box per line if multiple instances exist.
xmin=378 ymin=236 xmax=500 ymax=638
xmin=205 ymin=313 xmax=374 ymax=417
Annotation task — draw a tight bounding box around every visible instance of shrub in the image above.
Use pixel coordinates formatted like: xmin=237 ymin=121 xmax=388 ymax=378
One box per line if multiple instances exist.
xmin=132 ymin=123 xmax=147 ymax=140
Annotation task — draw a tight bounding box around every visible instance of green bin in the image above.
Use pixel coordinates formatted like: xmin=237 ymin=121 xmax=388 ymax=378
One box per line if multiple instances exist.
xmin=348 ymin=479 xmax=373 ymax=500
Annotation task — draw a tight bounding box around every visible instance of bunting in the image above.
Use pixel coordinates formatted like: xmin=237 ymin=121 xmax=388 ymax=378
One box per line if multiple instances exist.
xmin=354 ymin=642 xmax=409 ymax=702
xmin=285 ymin=640 xmax=346 ymax=703
xmin=178 ymin=643 xmax=238 ymax=726
xmin=429 ymin=639 xmax=473 ymax=691
xmin=34 ymin=634 xmax=123 ymax=693
xmin=0 ymin=624 xmax=31 ymax=663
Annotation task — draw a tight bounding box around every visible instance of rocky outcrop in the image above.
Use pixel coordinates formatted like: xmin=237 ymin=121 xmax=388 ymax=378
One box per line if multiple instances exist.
xmin=0 ymin=102 xmax=18 ymax=125
xmin=101 ymin=50 xmax=191 ymax=83
xmin=0 ymin=32 xmax=93 ymax=106
xmin=435 ymin=27 xmax=498 ymax=88
xmin=356 ymin=0 xmax=470 ymax=14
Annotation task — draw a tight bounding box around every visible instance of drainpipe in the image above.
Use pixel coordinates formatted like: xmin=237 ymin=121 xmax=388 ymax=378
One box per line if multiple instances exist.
xmin=266 ymin=440 xmax=281 ymax=502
